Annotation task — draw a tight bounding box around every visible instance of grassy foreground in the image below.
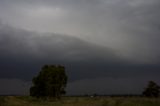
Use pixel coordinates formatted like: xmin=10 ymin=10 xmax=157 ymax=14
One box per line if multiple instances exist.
xmin=0 ymin=96 xmax=160 ymax=106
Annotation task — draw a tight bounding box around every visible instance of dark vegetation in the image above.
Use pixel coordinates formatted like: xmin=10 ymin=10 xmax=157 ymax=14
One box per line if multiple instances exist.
xmin=29 ymin=64 xmax=160 ymax=99
xmin=30 ymin=65 xmax=67 ymax=98
xmin=143 ymin=81 xmax=160 ymax=97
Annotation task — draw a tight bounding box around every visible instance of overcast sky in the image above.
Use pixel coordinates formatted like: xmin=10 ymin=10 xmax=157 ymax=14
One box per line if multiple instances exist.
xmin=0 ymin=0 xmax=160 ymax=95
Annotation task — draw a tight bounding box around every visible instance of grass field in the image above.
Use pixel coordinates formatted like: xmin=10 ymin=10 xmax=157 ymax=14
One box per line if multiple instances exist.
xmin=0 ymin=96 xmax=160 ymax=106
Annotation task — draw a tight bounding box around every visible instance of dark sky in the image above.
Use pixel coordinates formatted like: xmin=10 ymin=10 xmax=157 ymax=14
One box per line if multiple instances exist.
xmin=0 ymin=0 xmax=160 ymax=95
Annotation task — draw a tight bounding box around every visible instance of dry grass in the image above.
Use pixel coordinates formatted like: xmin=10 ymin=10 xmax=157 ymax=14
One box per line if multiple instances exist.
xmin=0 ymin=96 xmax=160 ymax=106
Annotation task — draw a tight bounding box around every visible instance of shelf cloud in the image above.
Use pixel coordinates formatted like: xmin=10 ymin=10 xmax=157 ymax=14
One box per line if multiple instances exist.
xmin=0 ymin=0 xmax=160 ymax=95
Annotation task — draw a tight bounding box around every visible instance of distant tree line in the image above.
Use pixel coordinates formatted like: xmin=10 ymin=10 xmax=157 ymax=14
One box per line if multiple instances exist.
xmin=29 ymin=65 xmax=160 ymax=98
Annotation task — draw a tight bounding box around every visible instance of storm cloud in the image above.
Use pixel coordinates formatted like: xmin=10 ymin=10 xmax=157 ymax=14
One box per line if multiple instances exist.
xmin=0 ymin=0 xmax=160 ymax=95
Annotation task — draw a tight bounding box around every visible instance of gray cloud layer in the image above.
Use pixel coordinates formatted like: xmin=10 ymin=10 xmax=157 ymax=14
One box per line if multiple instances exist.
xmin=0 ymin=0 xmax=160 ymax=63
xmin=0 ymin=22 xmax=160 ymax=95
xmin=0 ymin=22 xmax=122 ymax=80
xmin=0 ymin=0 xmax=160 ymax=95
xmin=67 ymin=76 xmax=160 ymax=95
xmin=0 ymin=79 xmax=30 ymax=95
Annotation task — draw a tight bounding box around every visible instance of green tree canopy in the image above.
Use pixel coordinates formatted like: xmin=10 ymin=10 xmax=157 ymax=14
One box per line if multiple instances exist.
xmin=143 ymin=81 xmax=160 ymax=97
xmin=30 ymin=65 xmax=67 ymax=98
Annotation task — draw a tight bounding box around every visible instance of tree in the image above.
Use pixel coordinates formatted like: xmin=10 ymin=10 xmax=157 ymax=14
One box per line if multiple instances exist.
xmin=142 ymin=81 xmax=160 ymax=97
xmin=30 ymin=65 xmax=67 ymax=98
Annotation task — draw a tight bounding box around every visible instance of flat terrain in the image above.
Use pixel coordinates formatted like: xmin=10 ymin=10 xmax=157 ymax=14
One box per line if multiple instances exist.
xmin=0 ymin=96 xmax=160 ymax=106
